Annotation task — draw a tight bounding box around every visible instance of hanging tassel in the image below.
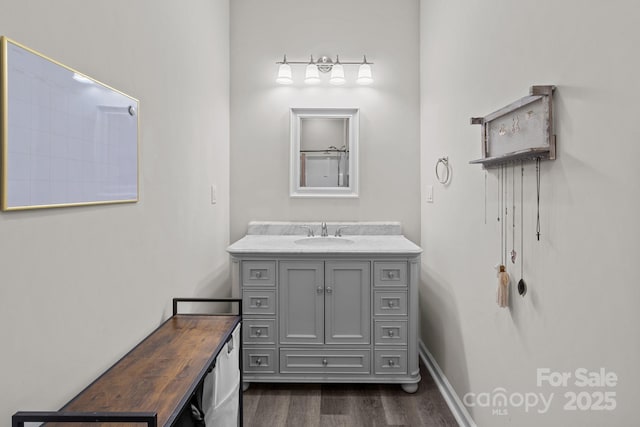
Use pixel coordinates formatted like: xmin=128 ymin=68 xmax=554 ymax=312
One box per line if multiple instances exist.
xmin=496 ymin=264 xmax=510 ymax=308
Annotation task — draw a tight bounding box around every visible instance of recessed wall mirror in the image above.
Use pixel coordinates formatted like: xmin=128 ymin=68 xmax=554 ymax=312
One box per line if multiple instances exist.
xmin=290 ymin=108 xmax=359 ymax=197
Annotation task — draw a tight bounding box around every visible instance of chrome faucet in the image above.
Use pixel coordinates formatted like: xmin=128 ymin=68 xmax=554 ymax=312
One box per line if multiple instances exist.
xmin=334 ymin=226 xmax=348 ymax=237
xmin=321 ymin=222 xmax=328 ymax=237
xmin=299 ymin=225 xmax=314 ymax=237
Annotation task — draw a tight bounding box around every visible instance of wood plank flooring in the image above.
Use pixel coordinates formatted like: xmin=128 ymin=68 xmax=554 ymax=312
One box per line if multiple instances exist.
xmin=243 ymin=362 xmax=459 ymax=427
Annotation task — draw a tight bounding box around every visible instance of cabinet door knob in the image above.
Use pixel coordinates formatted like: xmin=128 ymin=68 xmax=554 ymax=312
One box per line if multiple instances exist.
xmin=255 ymin=299 xmax=262 ymax=307
xmin=388 ymin=359 xmax=395 ymax=367
xmin=322 ymin=358 xmax=328 ymax=366
xmin=255 ymin=329 xmax=262 ymax=336
xmin=387 ymin=271 xmax=395 ymax=279
xmin=255 ymin=271 xmax=262 ymax=278
xmin=388 ymin=330 xmax=395 ymax=337
xmin=317 ymin=286 xmax=324 ymax=294
xmin=256 ymin=357 xmax=262 ymax=366
xmin=326 ymin=287 xmax=333 ymax=294
xmin=388 ymin=300 xmax=395 ymax=307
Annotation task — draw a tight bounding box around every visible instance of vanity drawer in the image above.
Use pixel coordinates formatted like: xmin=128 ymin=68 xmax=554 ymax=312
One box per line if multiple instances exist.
xmin=373 ymin=291 xmax=408 ymax=316
xmin=374 ymin=320 xmax=408 ymax=345
xmin=374 ymin=349 xmax=407 ymax=375
xmin=243 ymin=289 xmax=276 ymax=315
xmin=242 ymin=261 xmax=276 ymax=287
xmin=373 ymin=262 xmax=407 ymax=287
xmin=244 ymin=348 xmax=277 ymax=373
xmin=244 ymin=319 xmax=276 ymax=345
xmin=280 ymin=349 xmax=370 ymax=374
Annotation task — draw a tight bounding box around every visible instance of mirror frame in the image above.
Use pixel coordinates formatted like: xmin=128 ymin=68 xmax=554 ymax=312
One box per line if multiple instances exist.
xmin=289 ymin=107 xmax=359 ymax=198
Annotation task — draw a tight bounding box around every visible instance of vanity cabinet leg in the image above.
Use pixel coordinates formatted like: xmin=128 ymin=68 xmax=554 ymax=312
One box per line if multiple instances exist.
xmin=401 ymin=383 xmax=419 ymax=394
xmin=242 ymin=382 xmax=251 ymax=392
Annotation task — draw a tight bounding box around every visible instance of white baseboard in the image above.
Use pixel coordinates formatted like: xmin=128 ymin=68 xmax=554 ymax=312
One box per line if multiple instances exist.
xmin=419 ymin=340 xmax=477 ymax=427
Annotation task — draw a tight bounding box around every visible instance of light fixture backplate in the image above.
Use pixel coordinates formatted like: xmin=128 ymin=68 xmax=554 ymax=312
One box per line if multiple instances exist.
xmin=316 ymin=56 xmax=334 ymax=73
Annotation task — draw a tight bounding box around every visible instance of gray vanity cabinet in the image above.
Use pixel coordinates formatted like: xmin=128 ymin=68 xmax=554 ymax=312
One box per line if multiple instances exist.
xmin=236 ymin=256 xmax=420 ymax=392
xmin=279 ymin=260 xmax=370 ymax=346
xmin=324 ymin=261 xmax=370 ymax=344
xmin=228 ymin=223 xmax=422 ymax=392
xmin=279 ymin=261 xmax=324 ymax=344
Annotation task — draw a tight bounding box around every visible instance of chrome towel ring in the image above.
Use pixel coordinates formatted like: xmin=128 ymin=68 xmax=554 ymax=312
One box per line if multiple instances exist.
xmin=435 ymin=156 xmax=450 ymax=184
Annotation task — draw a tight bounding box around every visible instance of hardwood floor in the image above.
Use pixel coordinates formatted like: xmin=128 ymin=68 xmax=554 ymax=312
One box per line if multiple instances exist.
xmin=243 ymin=362 xmax=459 ymax=427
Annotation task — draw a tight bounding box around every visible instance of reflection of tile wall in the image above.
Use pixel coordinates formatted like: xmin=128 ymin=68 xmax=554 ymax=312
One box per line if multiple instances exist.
xmin=302 ymin=153 xmax=349 ymax=188
xmin=5 ymin=40 xmax=138 ymax=209
xmin=304 ymin=155 xmax=339 ymax=187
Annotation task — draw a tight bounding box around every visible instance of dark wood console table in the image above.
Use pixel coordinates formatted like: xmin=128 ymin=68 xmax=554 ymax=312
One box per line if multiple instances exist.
xmin=12 ymin=298 xmax=242 ymax=427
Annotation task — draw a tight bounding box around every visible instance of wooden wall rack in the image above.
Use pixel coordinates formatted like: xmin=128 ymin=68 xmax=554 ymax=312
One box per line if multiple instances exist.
xmin=470 ymin=85 xmax=556 ymax=168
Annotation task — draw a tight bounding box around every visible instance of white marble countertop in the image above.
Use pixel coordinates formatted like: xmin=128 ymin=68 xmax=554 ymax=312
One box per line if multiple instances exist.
xmin=227 ymin=234 xmax=422 ymax=255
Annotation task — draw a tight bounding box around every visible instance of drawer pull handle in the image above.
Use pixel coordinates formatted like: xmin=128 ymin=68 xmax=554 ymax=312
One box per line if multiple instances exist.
xmin=254 ymin=271 xmax=262 ymax=278
xmin=317 ymin=286 xmax=324 ymax=294
xmin=388 ymin=330 xmax=395 ymax=337
xmin=256 ymin=357 xmax=262 ymax=366
xmin=255 ymin=329 xmax=262 ymax=336
xmin=255 ymin=299 xmax=262 ymax=307
xmin=326 ymin=287 xmax=333 ymax=294
xmin=387 ymin=271 xmax=395 ymax=279
xmin=388 ymin=359 xmax=395 ymax=367
xmin=322 ymin=358 xmax=328 ymax=366
xmin=388 ymin=300 xmax=395 ymax=307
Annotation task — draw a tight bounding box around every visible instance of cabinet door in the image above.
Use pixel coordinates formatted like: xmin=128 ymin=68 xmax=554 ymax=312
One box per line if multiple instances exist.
xmin=325 ymin=261 xmax=371 ymax=345
xmin=279 ymin=261 xmax=324 ymax=344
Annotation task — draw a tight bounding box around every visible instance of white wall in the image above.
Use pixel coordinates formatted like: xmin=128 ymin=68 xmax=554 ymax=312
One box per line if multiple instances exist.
xmin=0 ymin=0 xmax=230 ymax=421
xmin=230 ymin=0 xmax=421 ymax=243
xmin=301 ymin=118 xmax=346 ymax=151
xmin=420 ymin=1 xmax=639 ymax=426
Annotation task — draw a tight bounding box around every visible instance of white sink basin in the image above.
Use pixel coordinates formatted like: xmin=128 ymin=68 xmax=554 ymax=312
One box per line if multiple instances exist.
xmin=294 ymin=237 xmax=355 ymax=246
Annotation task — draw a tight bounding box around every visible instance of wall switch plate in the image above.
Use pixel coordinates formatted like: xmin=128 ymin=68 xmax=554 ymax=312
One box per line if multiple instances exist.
xmin=210 ymin=184 xmax=217 ymax=204
xmin=426 ymin=185 xmax=434 ymax=203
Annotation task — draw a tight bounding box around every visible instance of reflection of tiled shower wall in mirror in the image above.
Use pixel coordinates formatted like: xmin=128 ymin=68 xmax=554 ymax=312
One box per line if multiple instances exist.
xmin=290 ymin=107 xmax=358 ymax=198
xmin=300 ymin=118 xmax=349 ymax=188
xmin=301 ymin=152 xmax=349 ymax=187
xmin=1 ymin=37 xmax=139 ymax=211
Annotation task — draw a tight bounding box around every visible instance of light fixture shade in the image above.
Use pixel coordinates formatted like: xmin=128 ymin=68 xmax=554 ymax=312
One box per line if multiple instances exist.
xmin=329 ymin=63 xmax=345 ymax=85
xmin=304 ymin=63 xmax=321 ymax=85
xmin=276 ymin=63 xmax=293 ymax=85
xmin=356 ymin=63 xmax=373 ymax=85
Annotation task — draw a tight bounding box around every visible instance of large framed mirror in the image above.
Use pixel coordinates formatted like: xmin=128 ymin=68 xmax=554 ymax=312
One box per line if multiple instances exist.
xmin=290 ymin=108 xmax=359 ymax=198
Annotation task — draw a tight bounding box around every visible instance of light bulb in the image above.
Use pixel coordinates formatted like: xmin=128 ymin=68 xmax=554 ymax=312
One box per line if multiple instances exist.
xmin=276 ymin=63 xmax=293 ymax=85
xmin=329 ymin=63 xmax=345 ymax=86
xmin=305 ymin=63 xmax=320 ymax=85
xmin=356 ymin=63 xmax=373 ymax=85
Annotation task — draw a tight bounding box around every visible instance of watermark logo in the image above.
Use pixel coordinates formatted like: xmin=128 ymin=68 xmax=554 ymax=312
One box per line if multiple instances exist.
xmin=463 ymin=388 xmax=553 ymax=415
xmin=538 ymin=368 xmax=617 ymax=412
xmin=463 ymin=368 xmax=618 ymax=416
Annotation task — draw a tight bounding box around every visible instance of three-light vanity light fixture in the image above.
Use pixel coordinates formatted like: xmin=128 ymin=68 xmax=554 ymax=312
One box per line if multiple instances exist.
xmin=276 ymin=54 xmax=373 ymax=85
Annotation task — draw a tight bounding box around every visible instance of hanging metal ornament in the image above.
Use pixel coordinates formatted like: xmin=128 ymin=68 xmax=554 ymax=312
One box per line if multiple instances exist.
xmin=496 ymin=164 xmax=510 ymax=308
xmin=517 ymin=161 xmax=527 ymax=296
xmin=510 ymin=163 xmax=517 ymax=263
xmin=536 ymin=157 xmax=541 ymax=241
